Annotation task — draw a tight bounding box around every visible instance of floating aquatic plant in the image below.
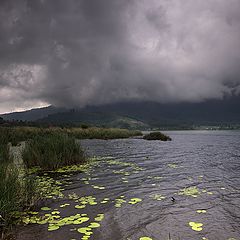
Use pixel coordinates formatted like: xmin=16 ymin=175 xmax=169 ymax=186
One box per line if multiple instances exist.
xmin=75 ymin=205 xmax=86 ymax=209
xmin=128 ymin=198 xmax=142 ymax=204
xmin=94 ymin=214 xmax=104 ymax=222
xmin=48 ymin=225 xmax=60 ymax=231
xmin=189 ymin=221 xmax=203 ymax=231
xmin=88 ymin=222 xmax=100 ymax=228
xmin=150 ymin=194 xmax=165 ymax=201
xmin=41 ymin=207 xmax=51 ymax=211
xmin=115 ymin=198 xmax=126 ymax=208
xmin=92 ymin=185 xmax=105 ymax=190
xmin=178 ymin=186 xmax=200 ymax=197
xmin=60 ymin=203 xmax=70 ymax=208
xmin=196 ymin=210 xmax=207 ymax=213
xmin=167 ymin=163 xmax=178 ymax=168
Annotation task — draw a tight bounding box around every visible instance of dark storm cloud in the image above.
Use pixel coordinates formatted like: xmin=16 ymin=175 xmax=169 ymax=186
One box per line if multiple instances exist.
xmin=0 ymin=0 xmax=240 ymax=113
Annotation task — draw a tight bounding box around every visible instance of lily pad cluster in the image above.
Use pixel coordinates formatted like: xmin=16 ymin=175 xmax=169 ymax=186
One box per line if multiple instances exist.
xmin=167 ymin=163 xmax=178 ymax=169
xmin=114 ymin=196 xmax=126 ymax=208
xmin=196 ymin=209 xmax=207 ymax=213
xmin=150 ymin=194 xmax=166 ymax=201
xmin=20 ymin=208 xmax=105 ymax=240
xmin=35 ymin=175 xmax=65 ymax=199
xmin=189 ymin=221 xmax=203 ymax=231
xmin=178 ymin=186 xmax=200 ymax=198
xmin=69 ymin=194 xmax=98 ymax=206
xmin=107 ymin=159 xmax=145 ymax=178
xmin=92 ymin=185 xmax=105 ymax=190
xmin=53 ymin=157 xmax=103 ymax=174
xmin=107 ymin=159 xmax=144 ymax=171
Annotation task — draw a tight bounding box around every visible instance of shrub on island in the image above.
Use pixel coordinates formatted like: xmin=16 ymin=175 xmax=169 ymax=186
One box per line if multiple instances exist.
xmin=143 ymin=132 xmax=172 ymax=141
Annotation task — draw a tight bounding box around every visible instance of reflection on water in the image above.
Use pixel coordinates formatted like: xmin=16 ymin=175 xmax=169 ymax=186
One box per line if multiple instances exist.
xmin=16 ymin=131 xmax=240 ymax=240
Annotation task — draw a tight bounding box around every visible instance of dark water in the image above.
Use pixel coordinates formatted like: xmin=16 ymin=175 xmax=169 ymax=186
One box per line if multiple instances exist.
xmin=16 ymin=131 xmax=240 ymax=240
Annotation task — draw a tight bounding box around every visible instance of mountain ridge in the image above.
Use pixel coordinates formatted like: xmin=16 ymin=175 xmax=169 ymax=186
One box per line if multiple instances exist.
xmin=1 ymin=96 xmax=240 ymax=129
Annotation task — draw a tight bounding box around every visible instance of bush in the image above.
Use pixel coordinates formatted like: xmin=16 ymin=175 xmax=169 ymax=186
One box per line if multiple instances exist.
xmin=143 ymin=131 xmax=172 ymax=141
xmin=80 ymin=124 xmax=89 ymax=129
xmin=22 ymin=133 xmax=86 ymax=170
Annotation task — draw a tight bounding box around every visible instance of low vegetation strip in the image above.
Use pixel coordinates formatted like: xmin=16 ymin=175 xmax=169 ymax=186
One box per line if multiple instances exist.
xmin=67 ymin=127 xmax=142 ymax=139
xmin=0 ymin=127 xmax=142 ymax=146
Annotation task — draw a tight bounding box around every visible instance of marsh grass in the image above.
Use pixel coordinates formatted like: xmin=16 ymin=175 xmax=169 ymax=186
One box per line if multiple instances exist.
xmin=0 ymin=127 xmax=38 ymax=146
xmin=0 ymin=126 xmax=142 ymax=145
xmin=0 ymin=144 xmax=36 ymax=229
xmin=68 ymin=127 xmax=142 ymax=139
xmin=22 ymin=133 xmax=86 ymax=170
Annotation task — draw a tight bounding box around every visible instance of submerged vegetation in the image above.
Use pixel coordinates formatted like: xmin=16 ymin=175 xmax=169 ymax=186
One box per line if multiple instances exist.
xmin=143 ymin=131 xmax=172 ymax=141
xmin=22 ymin=133 xmax=86 ymax=170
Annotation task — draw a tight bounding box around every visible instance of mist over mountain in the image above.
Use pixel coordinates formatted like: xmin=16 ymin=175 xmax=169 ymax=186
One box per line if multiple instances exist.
xmin=2 ymin=96 xmax=240 ymax=129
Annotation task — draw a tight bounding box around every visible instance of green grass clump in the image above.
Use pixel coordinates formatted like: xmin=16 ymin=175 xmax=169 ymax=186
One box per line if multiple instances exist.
xmin=0 ymin=145 xmax=19 ymax=225
xmin=22 ymin=133 xmax=86 ymax=170
xmin=0 ymin=144 xmax=36 ymax=228
xmin=143 ymin=131 xmax=172 ymax=141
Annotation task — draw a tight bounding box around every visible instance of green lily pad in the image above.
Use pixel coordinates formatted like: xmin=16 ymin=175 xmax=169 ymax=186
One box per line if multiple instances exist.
xmin=129 ymin=198 xmax=142 ymax=204
xmin=75 ymin=205 xmax=86 ymax=209
xmin=48 ymin=225 xmax=60 ymax=231
xmin=88 ymin=222 xmax=100 ymax=228
xmin=189 ymin=221 xmax=203 ymax=231
xmin=196 ymin=209 xmax=207 ymax=213
xmin=41 ymin=207 xmax=51 ymax=211
xmin=73 ymin=217 xmax=90 ymax=224
xmin=94 ymin=214 xmax=104 ymax=222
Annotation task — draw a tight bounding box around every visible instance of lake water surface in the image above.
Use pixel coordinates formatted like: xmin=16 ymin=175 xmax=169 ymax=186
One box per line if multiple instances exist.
xmin=16 ymin=131 xmax=240 ymax=240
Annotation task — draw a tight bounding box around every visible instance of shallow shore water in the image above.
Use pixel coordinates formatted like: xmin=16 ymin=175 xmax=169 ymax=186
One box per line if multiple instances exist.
xmin=15 ymin=131 xmax=240 ymax=240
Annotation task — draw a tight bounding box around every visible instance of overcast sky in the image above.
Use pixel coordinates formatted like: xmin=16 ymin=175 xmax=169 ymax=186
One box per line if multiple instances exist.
xmin=0 ymin=0 xmax=240 ymax=113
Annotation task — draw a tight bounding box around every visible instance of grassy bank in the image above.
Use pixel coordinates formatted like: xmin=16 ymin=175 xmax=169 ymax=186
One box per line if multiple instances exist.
xmin=0 ymin=126 xmax=142 ymax=146
xmin=23 ymin=133 xmax=86 ymax=171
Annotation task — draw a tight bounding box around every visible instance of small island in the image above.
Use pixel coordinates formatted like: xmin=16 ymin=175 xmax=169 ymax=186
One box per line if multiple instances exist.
xmin=143 ymin=131 xmax=172 ymax=141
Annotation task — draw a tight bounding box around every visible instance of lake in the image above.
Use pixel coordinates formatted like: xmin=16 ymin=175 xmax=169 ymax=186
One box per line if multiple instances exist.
xmin=16 ymin=131 xmax=240 ymax=240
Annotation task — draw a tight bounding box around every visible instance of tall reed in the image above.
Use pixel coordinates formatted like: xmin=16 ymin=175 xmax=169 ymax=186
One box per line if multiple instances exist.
xmin=0 ymin=144 xmax=36 ymax=228
xmin=22 ymin=133 xmax=86 ymax=170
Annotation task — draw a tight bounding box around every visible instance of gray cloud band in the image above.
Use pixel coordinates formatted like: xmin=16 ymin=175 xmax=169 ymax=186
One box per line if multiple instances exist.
xmin=0 ymin=0 xmax=240 ymax=112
